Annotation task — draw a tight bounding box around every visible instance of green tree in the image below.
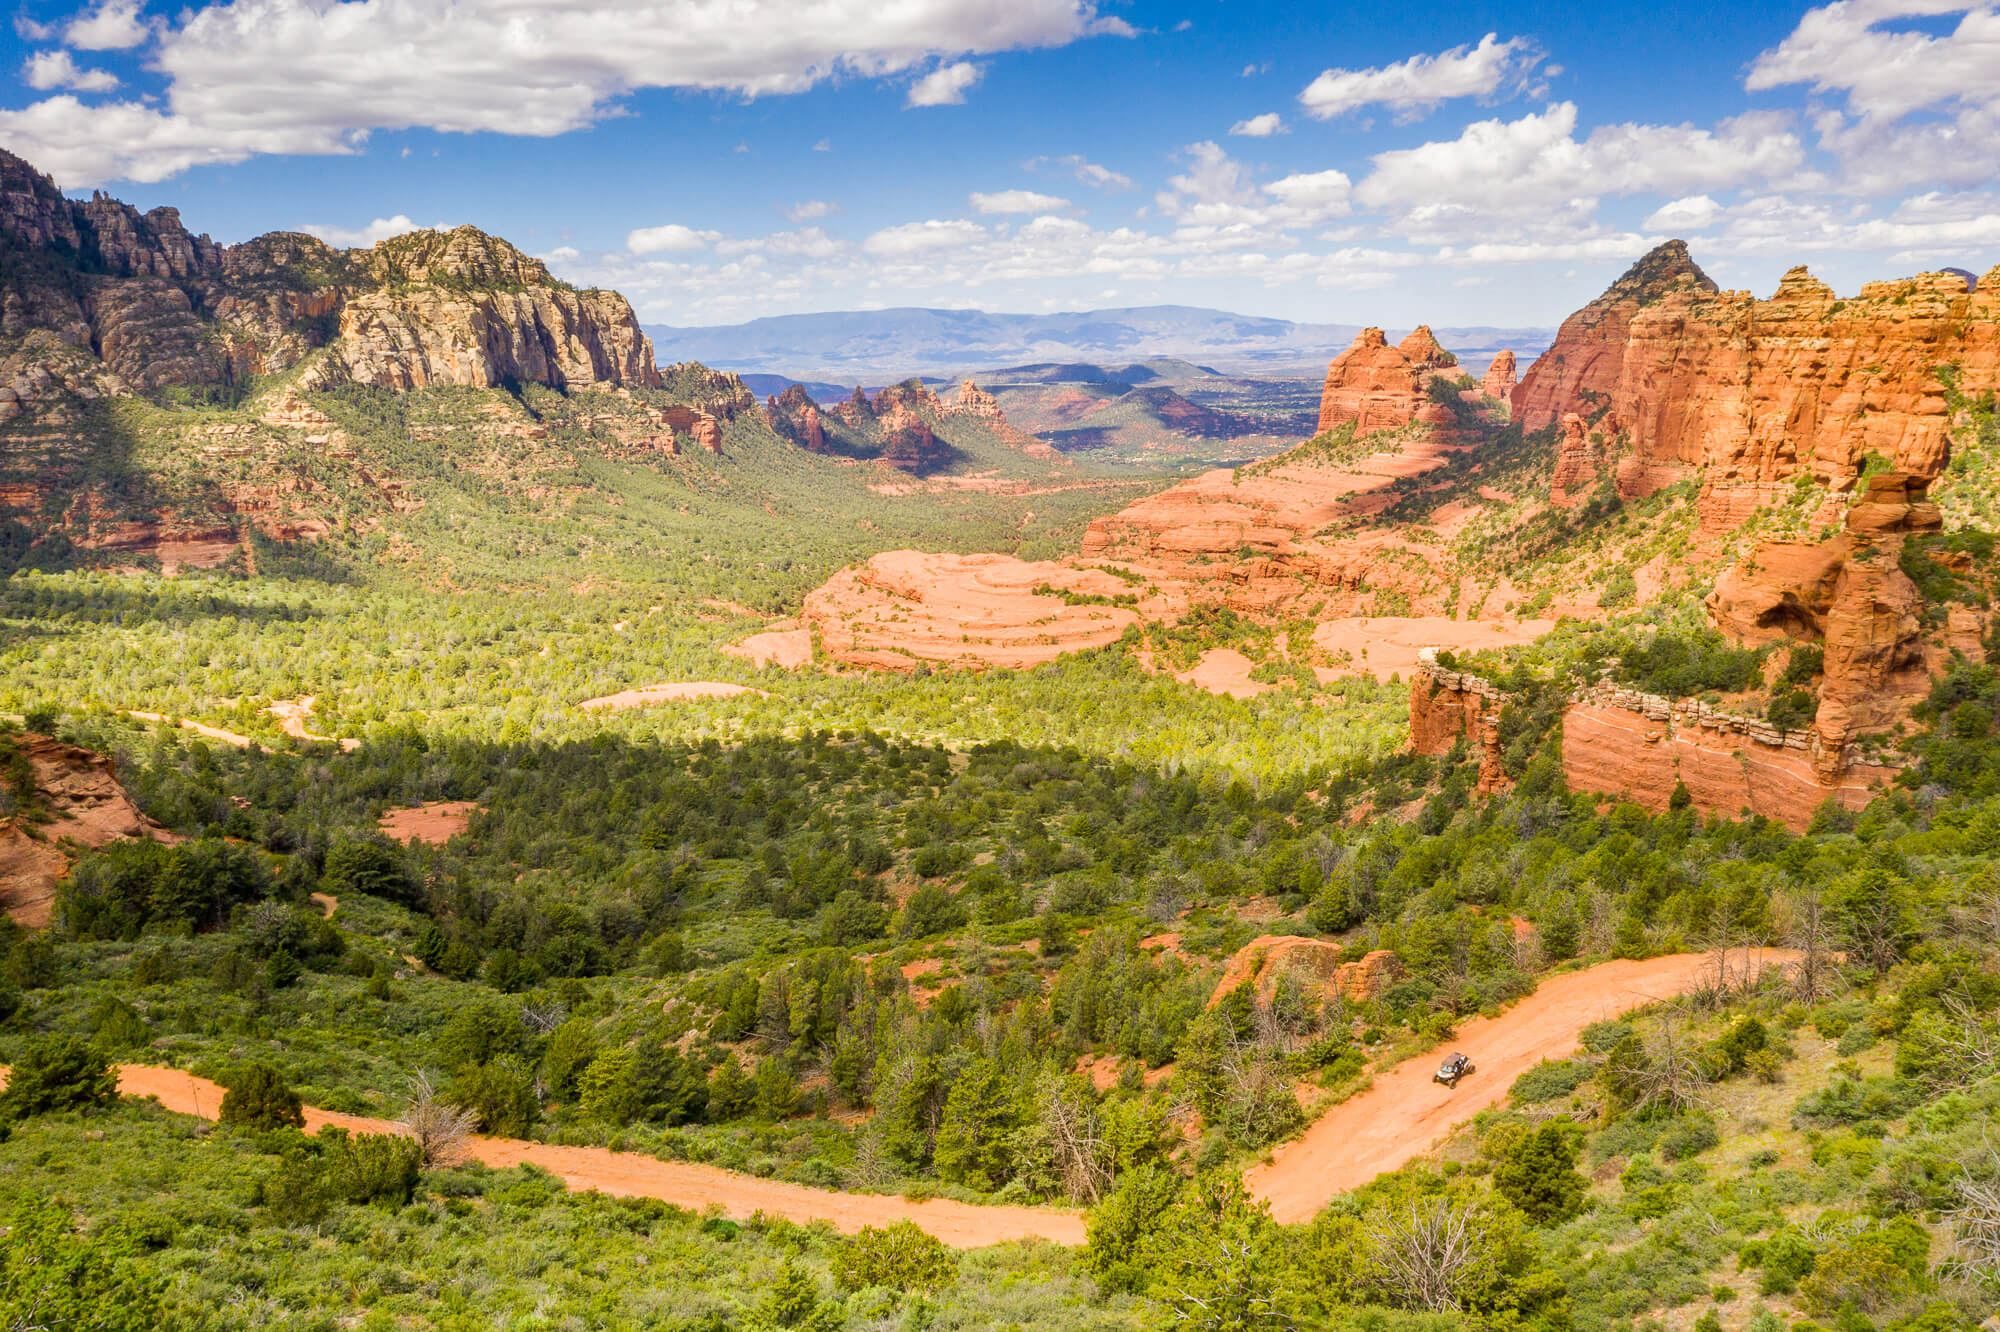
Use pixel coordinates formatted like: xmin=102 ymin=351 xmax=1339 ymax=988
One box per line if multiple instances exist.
xmin=219 ymin=1063 xmax=305 ymax=1131
xmin=0 ymin=1035 xmax=116 ymax=1120
xmin=705 ymin=1053 xmax=752 ymax=1121
xmin=933 ymin=1058 xmax=1019 ymax=1191
xmin=1084 ymin=1165 xmax=1181 ymax=1291
xmin=538 ymin=1017 xmax=598 ymax=1103
xmin=321 ymin=836 xmax=419 ymax=908
xmin=897 ymin=881 xmax=966 ymax=940
xmin=1492 ymin=1123 xmax=1588 ymax=1224
xmin=830 ymin=1221 xmax=958 ymax=1293
xmin=752 ymin=1056 xmax=800 ymax=1121
xmin=445 ymin=1059 xmax=537 ymax=1136
xmin=1143 ymin=1174 xmax=1289 ymax=1330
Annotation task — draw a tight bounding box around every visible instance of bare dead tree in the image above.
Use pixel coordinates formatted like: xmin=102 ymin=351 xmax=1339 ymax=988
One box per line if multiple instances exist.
xmin=1780 ymin=884 xmax=1845 ymax=1007
xmin=1369 ymin=1196 xmax=1483 ymax=1313
xmin=1037 ymin=1073 xmax=1114 ymax=1204
xmin=1949 ymin=878 xmax=2000 ymax=949
xmin=1637 ymin=1003 xmax=1709 ymax=1114
xmin=1931 ymin=998 xmax=2000 ymax=1091
xmin=1946 ymin=1138 xmax=2000 ymax=1280
xmin=401 ymin=1072 xmax=479 ymax=1167
xmin=519 ymin=999 xmax=567 ymax=1037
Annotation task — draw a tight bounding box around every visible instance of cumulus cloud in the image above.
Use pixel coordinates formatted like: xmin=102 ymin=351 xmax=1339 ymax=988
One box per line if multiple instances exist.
xmin=0 ymin=0 xmax=1124 ymax=185
xmin=1299 ymin=33 xmax=1542 ymax=121
xmin=301 ymin=215 xmax=447 ymax=248
xmin=970 ymin=188 xmax=1071 ymax=213
xmin=22 ymin=49 xmax=120 ymax=92
xmin=787 ymin=200 xmax=836 ymax=222
xmin=64 ymin=0 xmax=151 ymax=50
xmin=1229 ymin=111 xmax=1285 ymax=137
xmin=908 ymin=60 xmax=982 ymax=107
xmin=1747 ymin=2 xmax=2000 ymax=194
xmin=626 ymin=223 xmax=720 ymax=254
xmin=862 ymin=218 xmax=989 ymax=256
xmin=1356 ymin=103 xmax=1804 ymax=238
xmin=1644 ymin=194 xmax=1723 ymax=232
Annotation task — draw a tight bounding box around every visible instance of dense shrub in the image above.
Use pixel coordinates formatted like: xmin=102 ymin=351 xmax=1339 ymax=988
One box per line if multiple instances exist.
xmin=219 ymin=1063 xmax=304 ymax=1131
xmin=0 ymin=1035 xmax=116 ymax=1119
xmin=830 ymin=1221 xmax=958 ymax=1293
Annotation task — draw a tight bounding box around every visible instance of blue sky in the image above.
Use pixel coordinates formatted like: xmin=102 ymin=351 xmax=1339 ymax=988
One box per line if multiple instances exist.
xmin=3 ymin=0 xmax=1998 ymax=327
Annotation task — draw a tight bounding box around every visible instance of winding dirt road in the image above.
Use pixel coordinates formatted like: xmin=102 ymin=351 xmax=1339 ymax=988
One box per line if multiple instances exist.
xmin=1 ymin=951 xmax=1794 ymax=1243
xmin=11 ymin=1064 xmax=1083 ymax=1248
xmin=1246 ymin=948 xmax=1801 ymax=1223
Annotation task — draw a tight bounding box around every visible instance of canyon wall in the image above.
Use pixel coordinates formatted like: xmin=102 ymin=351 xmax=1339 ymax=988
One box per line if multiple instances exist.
xmin=1409 ymin=655 xmax=1508 ymax=791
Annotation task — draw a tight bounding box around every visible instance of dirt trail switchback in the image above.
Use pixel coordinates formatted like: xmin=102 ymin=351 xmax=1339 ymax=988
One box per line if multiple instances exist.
xmin=1246 ymin=948 xmax=1801 ymax=1223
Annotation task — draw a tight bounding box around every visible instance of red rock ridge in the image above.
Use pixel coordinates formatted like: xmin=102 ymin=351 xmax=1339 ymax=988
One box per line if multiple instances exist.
xmin=1408 ymin=654 xmax=1508 ymax=792
xmin=0 ymin=734 xmax=176 ymax=927
xmin=1517 ymin=242 xmax=2000 ymax=527
xmin=1478 ymin=350 xmax=1517 ymax=404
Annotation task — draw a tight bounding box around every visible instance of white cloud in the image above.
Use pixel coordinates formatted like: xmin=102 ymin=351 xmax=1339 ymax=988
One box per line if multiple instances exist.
xmin=300 ymin=215 xmax=447 ymax=248
xmin=1229 ymin=111 xmax=1285 ymax=137
xmin=1747 ymin=3 xmax=2000 ymax=194
xmin=1644 ymin=194 xmax=1723 ymax=232
xmin=862 ymin=218 xmax=988 ymax=256
xmin=1263 ymin=169 xmax=1352 ymax=223
xmin=1356 ymin=103 xmax=1804 ymax=238
xmin=787 ymin=199 xmax=836 ymax=222
xmin=1 ymin=0 xmax=1122 ymax=185
xmin=22 ymin=49 xmax=120 ymax=92
xmin=626 ymin=223 xmax=720 ymax=254
xmin=1299 ymin=33 xmax=1542 ymax=121
xmin=64 ymin=0 xmax=151 ymax=50
xmin=1031 ymin=153 xmax=1133 ymax=189
xmin=970 ymin=188 xmax=1070 ymax=214
xmin=907 ymin=60 xmax=982 ymax=107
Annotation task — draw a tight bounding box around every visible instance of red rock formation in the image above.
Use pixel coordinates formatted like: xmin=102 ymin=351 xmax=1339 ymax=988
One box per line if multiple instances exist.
xmin=1513 ymin=240 xmax=1715 ymax=432
xmin=1479 ymin=350 xmax=1518 ymax=404
xmin=1409 ymin=656 xmax=1508 ymax=791
xmin=948 ymin=380 xmax=1003 ymax=419
xmin=1548 ymin=413 xmax=1605 ymax=507
xmin=1315 ymin=325 xmax=1456 ymax=436
xmin=1519 ymin=242 xmax=2000 ymax=528
xmin=766 ymin=384 xmax=828 ymax=451
xmin=692 ymin=412 xmax=723 ymax=454
xmin=1560 ymin=693 xmax=1894 ymax=832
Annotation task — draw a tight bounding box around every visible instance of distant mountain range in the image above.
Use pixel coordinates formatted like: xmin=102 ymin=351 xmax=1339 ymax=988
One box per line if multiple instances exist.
xmin=647 ymin=306 xmax=1552 ymax=383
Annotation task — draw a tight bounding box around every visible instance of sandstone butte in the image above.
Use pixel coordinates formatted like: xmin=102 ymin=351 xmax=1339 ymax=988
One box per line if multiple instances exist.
xmin=1478 ymin=348 xmax=1518 ymax=405
xmin=1314 ymin=324 xmax=1460 ymax=435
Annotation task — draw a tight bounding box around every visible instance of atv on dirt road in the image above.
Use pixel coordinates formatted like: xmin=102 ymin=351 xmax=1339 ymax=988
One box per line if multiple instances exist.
xmin=1434 ymin=1052 xmax=1474 ymax=1088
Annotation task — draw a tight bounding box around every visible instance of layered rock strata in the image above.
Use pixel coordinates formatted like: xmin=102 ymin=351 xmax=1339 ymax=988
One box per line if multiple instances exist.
xmin=1408 ymin=654 xmax=1508 ymax=791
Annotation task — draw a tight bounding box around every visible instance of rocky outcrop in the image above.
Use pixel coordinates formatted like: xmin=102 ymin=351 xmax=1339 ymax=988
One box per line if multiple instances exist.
xmin=0 ymin=734 xmax=175 ymax=928
xmin=1315 ymin=325 xmax=1458 ymax=435
xmin=947 ymin=379 xmax=1003 ymax=420
xmin=298 ymin=228 xmax=659 ymax=393
xmin=1479 ymin=350 xmax=1517 ymax=404
xmin=1705 ymin=472 xmax=1946 ymax=773
xmin=1409 ymin=655 xmax=1508 ymax=791
xmin=766 ymin=384 xmax=828 ymax=451
xmin=1517 ymin=242 xmax=2000 ymax=528
xmin=1560 ymin=686 xmax=1897 ymax=832
xmin=1549 ymin=412 xmax=1620 ymax=508
xmin=0 ymin=149 xmax=660 ymax=400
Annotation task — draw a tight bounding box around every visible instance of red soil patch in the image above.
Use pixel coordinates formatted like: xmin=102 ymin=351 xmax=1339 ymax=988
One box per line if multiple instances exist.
xmin=579 ymin=682 xmax=770 ymax=710
xmin=0 ymin=1064 xmax=1080 ymax=1248
xmin=722 ymin=625 xmax=813 ymax=670
xmin=377 ymin=800 xmax=480 ymax=847
xmin=1174 ymin=648 xmax=1271 ymax=699
xmin=310 ymin=892 xmax=339 ymax=919
xmin=1309 ymin=615 xmax=1556 ymax=682
xmin=1245 ymin=949 xmax=1805 ymax=1222
xmin=125 ymin=711 xmax=256 ymax=748
xmin=803 ymin=551 xmax=1140 ymax=672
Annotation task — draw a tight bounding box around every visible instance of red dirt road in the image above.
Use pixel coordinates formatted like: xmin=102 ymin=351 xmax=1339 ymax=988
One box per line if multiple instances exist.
xmin=11 ymin=1064 xmax=1083 ymax=1249
xmin=1245 ymin=949 xmax=1800 ymax=1223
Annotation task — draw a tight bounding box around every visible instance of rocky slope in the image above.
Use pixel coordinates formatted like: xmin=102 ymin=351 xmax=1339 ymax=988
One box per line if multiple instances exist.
xmin=0 ymin=148 xmax=659 ymax=400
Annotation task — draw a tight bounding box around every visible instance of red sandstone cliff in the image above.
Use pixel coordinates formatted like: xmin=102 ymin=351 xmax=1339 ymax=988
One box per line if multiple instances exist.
xmin=1517 ymin=242 xmax=2000 ymax=527
xmin=1479 ymin=350 xmax=1518 ymax=404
